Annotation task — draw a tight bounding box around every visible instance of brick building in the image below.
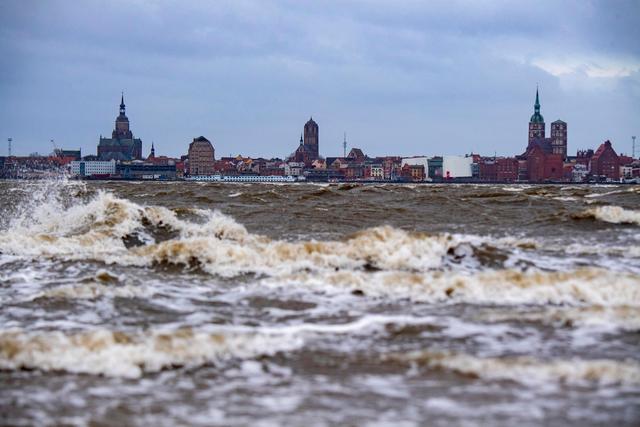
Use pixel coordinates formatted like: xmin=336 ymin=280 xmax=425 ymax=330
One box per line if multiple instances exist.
xmin=289 ymin=117 xmax=320 ymax=165
xmin=525 ymin=142 xmax=563 ymax=182
xmin=521 ymin=88 xmax=568 ymax=182
xmin=97 ymin=94 xmax=143 ymax=161
xmin=528 ymin=88 xmax=545 ymax=145
xmin=590 ymin=140 xmax=619 ymax=181
xmin=400 ymin=163 xmax=425 ymax=181
xmin=188 ymin=136 xmax=215 ymax=176
xmin=550 ymin=120 xmax=567 ymax=159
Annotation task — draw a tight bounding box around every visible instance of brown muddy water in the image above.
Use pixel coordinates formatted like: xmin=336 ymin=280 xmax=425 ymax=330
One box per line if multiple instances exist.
xmin=0 ymin=180 xmax=639 ymax=426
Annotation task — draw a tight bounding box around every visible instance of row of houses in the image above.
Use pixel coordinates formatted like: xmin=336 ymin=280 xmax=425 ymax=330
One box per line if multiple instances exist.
xmin=3 ymin=137 xmax=636 ymax=183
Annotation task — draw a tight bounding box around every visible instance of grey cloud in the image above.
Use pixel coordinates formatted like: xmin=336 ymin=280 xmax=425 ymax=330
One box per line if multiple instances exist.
xmin=0 ymin=0 xmax=637 ymax=158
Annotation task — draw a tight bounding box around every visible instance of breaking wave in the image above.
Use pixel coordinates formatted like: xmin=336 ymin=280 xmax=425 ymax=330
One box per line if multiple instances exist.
xmin=0 ymin=328 xmax=303 ymax=378
xmin=0 ymin=188 xmax=533 ymax=277
xmin=388 ymin=350 xmax=640 ymax=386
xmin=262 ymin=268 xmax=640 ymax=307
xmin=1 ymin=186 xmax=639 ymax=310
xmin=577 ymin=205 xmax=640 ymax=226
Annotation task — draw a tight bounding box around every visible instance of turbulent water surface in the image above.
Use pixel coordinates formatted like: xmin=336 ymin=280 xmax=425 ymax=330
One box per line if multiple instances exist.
xmin=1 ymin=180 xmax=639 ymax=426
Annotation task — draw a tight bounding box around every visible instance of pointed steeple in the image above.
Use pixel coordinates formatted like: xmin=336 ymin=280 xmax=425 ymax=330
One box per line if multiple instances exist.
xmin=530 ymin=86 xmax=544 ymax=124
xmin=150 ymin=141 xmax=155 ymax=158
xmin=119 ymin=92 xmax=126 ymax=116
xmin=300 ymin=133 xmax=303 ymax=145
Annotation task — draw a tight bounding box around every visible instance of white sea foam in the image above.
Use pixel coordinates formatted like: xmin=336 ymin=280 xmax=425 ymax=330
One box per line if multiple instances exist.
xmin=0 ymin=328 xmax=303 ymax=378
xmin=262 ymin=268 xmax=640 ymax=307
xmin=390 ymin=351 xmax=640 ymax=386
xmin=581 ymin=205 xmax=640 ymax=226
xmin=0 ymin=189 xmax=533 ymax=276
xmin=31 ymin=282 xmax=152 ymax=300
xmin=584 ymin=187 xmax=640 ymax=199
xmin=476 ymin=306 xmax=640 ymax=331
xmin=0 ymin=315 xmax=436 ymax=378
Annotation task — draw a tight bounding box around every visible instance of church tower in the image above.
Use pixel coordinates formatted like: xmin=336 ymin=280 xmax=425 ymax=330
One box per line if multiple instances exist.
xmin=303 ymin=117 xmax=319 ymax=160
xmin=528 ymin=88 xmax=545 ymax=145
xmin=98 ymin=93 xmax=142 ymax=161
xmin=113 ymin=93 xmax=133 ymax=139
xmin=551 ymin=120 xmax=567 ymax=159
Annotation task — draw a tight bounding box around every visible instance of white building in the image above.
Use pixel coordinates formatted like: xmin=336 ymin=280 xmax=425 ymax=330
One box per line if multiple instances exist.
xmin=70 ymin=160 xmax=116 ymax=177
xmin=285 ymin=162 xmax=304 ymax=176
xmin=442 ymin=155 xmax=473 ymax=178
xmin=369 ymin=165 xmax=384 ymax=180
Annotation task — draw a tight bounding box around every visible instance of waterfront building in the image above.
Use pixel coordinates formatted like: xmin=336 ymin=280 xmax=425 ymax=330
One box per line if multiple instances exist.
xmin=116 ymin=162 xmax=176 ymax=180
xmin=304 ymin=117 xmax=319 ymax=160
xmin=521 ymin=88 xmax=569 ymax=181
xmin=188 ymin=136 xmax=215 ymax=176
xmin=590 ymin=140 xmax=619 ymax=181
xmin=496 ymin=158 xmax=519 ymax=182
xmin=427 ymin=156 xmax=443 ymax=180
xmin=477 ymin=157 xmax=518 ymax=182
xmin=443 ymin=155 xmax=473 ymax=178
xmin=70 ymin=160 xmax=117 ymax=177
xmin=400 ymin=163 xmax=425 ymax=181
xmin=289 ymin=117 xmax=320 ymax=165
xmin=402 ymin=157 xmax=429 ymax=171
xmin=525 ymin=142 xmax=563 ymax=182
xmin=347 ymin=148 xmax=365 ymax=163
xmin=527 ymin=89 xmax=568 ymax=161
xmin=366 ymin=164 xmax=384 ymax=180
xmin=97 ymin=94 xmax=143 ymax=161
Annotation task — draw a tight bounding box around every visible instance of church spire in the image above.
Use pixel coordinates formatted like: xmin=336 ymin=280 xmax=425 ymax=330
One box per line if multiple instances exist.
xmin=119 ymin=92 xmax=126 ymax=116
xmin=529 ymin=86 xmax=544 ymax=124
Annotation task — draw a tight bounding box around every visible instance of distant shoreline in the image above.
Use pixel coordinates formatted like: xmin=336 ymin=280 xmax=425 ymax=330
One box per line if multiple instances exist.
xmin=1 ymin=177 xmax=637 ymax=185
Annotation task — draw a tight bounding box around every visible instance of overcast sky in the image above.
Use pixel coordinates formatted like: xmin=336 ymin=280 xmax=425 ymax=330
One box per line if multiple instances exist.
xmin=0 ymin=0 xmax=638 ymax=159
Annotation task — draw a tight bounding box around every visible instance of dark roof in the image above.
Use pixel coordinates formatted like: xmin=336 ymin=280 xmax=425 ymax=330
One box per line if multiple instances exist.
xmin=194 ymin=136 xmax=210 ymax=142
xmin=530 ymin=112 xmax=544 ymax=124
xmin=526 ymin=137 xmax=553 ymax=155
xmin=348 ymin=148 xmax=365 ymax=158
xmin=592 ymin=140 xmax=617 ymax=161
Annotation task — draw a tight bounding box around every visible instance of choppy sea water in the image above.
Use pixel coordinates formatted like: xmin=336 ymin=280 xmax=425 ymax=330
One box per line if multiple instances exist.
xmin=0 ymin=180 xmax=639 ymax=426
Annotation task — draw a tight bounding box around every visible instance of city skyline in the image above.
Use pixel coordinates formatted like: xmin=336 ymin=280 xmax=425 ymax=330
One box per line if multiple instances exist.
xmin=1 ymin=0 xmax=639 ymax=158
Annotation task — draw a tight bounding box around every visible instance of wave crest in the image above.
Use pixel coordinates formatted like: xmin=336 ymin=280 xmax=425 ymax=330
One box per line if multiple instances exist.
xmin=0 ymin=328 xmax=302 ymax=378
xmin=263 ymin=268 xmax=640 ymax=307
xmin=577 ymin=206 xmax=640 ymax=226
xmin=0 ymin=190 xmax=527 ymax=276
xmin=388 ymin=350 xmax=640 ymax=386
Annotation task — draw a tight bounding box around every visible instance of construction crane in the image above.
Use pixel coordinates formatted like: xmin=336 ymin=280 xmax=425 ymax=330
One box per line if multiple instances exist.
xmin=51 ymin=138 xmax=63 ymax=157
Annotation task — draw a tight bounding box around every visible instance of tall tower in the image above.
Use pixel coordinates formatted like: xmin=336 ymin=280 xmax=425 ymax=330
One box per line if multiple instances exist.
xmin=303 ymin=117 xmax=319 ymax=160
xmin=113 ymin=93 xmax=133 ymax=139
xmin=551 ymin=120 xmax=567 ymax=159
xmin=343 ymin=132 xmax=347 ymax=157
xmin=528 ymin=88 xmax=545 ymax=145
